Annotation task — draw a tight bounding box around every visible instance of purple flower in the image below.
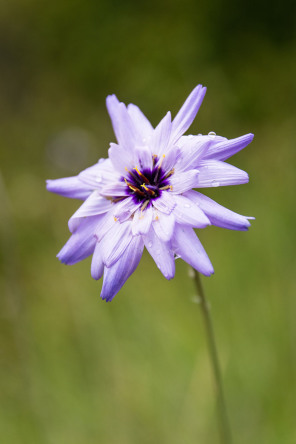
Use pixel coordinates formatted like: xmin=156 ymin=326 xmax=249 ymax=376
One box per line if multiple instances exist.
xmin=47 ymin=85 xmax=253 ymax=302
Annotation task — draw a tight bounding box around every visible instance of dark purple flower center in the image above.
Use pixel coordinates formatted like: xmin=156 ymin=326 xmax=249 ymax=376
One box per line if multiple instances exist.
xmin=123 ymin=160 xmax=174 ymax=207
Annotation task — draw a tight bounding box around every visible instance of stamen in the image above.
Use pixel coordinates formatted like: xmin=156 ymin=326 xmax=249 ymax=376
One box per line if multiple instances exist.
xmin=112 ymin=196 xmax=126 ymax=203
xmin=133 ymin=166 xmax=150 ymax=184
xmin=158 ymin=154 xmax=166 ymax=169
xmin=124 ymin=178 xmax=145 ymax=196
xmin=114 ymin=217 xmax=118 ymax=222
xmin=152 ymin=154 xmax=157 ymax=167
xmin=125 ymin=167 xmax=139 ymax=183
xmin=154 ymin=154 xmax=165 ymax=182
xmin=159 ymin=185 xmax=172 ymax=191
xmin=164 ymin=168 xmax=175 ymax=179
xmin=141 ymin=200 xmax=150 ymax=211
xmin=141 ymin=184 xmax=156 ymax=196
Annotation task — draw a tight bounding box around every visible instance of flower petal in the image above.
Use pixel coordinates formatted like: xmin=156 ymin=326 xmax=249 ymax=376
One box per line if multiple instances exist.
xmin=172 ymin=195 xmax=210 ymax=227
xmin=95 ymin=212 xmax=116 ymax=241
xmin=170 ymin=85 xmax=207 ymax=143
xmin=170 ymin=169 xmax=200 ymax=194
xmin=135 ymin=145 xmax=153 ymax=171
xmin=161 ymin=145 xmax=180 ymax=173
xmin=127 ymin=103 xmax=154 ymax=140
xmin=175 ymin=138 xmax=211 ymax=172
xmin=78 ymin=159 xmax=119 ymax=188
xmin=100 ymin=235 xmax=144 ymax=302
xmin=46 ymin=177 xmax=92 ymax=200
xmin=68 ymin=191 xmax=112 ymax=232
xmin=132 ymin=205 xmax=153 ymax=235
xmin=57 ymin=217 xmax=99 ymax=265
xmin=100 ymin=220 xmax=133 ymax=267
xmin=100 ymin=181 xmax=128 ymax=197
xmin=113 ymin=196 xmax=141 ymax=222
xmin=172 ymin=225 xmax=214 ymax=276
xmin=152 ymin=211 xmax=175 ymax=242
xmin=185 ymin=190 xmax=252 ymax=230
xmin=108 ymin=142 xmax=134 ymax=175
xmin=91 ymin=243 xmax=104 ymax=280
xmin=196 ymin=160 xmax=249 ymax=187
xmin=150 ymin=111 xmax=172 ymax=156
xmin=143 ymin=228 xmax=175 ymax=280
xmin=204 ymin=133 xmax=254 ymax=161
xmin=152 ymin=191 xmax=176 ymax=214
xmin=106 ymin=95 xmax=141 ymax=150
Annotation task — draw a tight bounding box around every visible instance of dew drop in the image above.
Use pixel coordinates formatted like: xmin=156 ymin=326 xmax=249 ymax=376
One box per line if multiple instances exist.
xmin=148 ymin=241 xmax=153 ymax=248
xmin=157 ymin=263 xmax=161 ymax=269
xmin=174 ymin=254 xmax=181 ymax=260
xmin=211 ymin=180 xmax=220 ymax=187
xmin=184 ymin=203 xmax=191 ymax=208
xmin=96 ymin=175 xmax=102 ymax=183
xmin=188 ymin=134 xmax=194 ymax=139
xmin=208 ymin=131 xmax=216 ymax=139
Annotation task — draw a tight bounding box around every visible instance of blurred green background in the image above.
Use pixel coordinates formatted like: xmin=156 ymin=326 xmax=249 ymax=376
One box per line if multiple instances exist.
xmin=1 ymin=1 xmax=296 ymax=443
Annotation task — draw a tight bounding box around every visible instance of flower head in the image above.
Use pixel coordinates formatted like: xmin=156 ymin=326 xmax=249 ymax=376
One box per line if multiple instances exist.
xmin=47 ymin=85 xmax=253 ymax=301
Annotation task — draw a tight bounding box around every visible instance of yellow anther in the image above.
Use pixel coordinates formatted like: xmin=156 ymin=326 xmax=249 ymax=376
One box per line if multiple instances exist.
xmin=141 ymin=200 xmax=150 ymax=211
xmin=159 ymin=185 xmax=173 ymax=191
xmin=114 ymin=217 xmax=118 ymax=222
xmin=141 ymin=183 xmax=149 ymax=191
xmin=164 ymin=168 xmax=175 ymax=179
xmin=133 ymin=166 xmax=150 ymax=184
xmin=158 ymin=154 xmax=166 ymax=169
xmin=133 ymin=166 xmax=141 ymax=175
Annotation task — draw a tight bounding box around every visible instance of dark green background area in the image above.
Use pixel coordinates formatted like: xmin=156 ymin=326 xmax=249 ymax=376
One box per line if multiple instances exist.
xmin=0 ymin=1 xmax=295 ymax=443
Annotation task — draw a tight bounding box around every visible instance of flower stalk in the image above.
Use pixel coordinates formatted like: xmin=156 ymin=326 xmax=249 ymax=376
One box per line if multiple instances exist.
xmin=191 ymin=268 xmax=232 ymax=444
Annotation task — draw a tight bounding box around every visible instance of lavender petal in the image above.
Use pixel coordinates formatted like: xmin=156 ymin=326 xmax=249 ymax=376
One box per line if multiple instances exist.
xmin=172 ymin=224 xmax=214 ymax=276
xmin=100 ymin=235 xmax=144 ymax=302
xmin=143 ymin=228 xmax=175 ymax=280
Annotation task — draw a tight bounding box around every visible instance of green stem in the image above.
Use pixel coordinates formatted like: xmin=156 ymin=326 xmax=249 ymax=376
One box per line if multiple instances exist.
xmin=191 ymin=268 xmax=232 ymax=444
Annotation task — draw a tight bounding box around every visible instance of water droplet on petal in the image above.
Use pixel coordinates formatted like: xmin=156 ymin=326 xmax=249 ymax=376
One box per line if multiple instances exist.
xmin=96 ymin=175 xmax=102 ymax=183
xmin=148 ymin=241 xmax=153 ymax=248
xmin=157 ymin=263 xmax=161 ymax=269
xmin=184 ymin=203 xmax=191 ymax=208
xmin=188 ymin=135 xmax=194 ymax=139
xmin=174 ymin=254 xmax=181 ymax=260
xmin=208 ymin=131 xmax=216 ymax=139
xmin=211 ymin=180 xmax=219 ymax=187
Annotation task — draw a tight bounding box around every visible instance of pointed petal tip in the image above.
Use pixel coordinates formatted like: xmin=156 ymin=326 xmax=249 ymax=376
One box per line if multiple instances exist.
xmin=46 ymin=179 xmax=55 ymax=191
xmin=106 ymin=93 xmax=118 ymax=103
xmin=200 ymin=263 xmax=214 ymax=276
xmin=205 ymin=267 xmax=214 ymax=277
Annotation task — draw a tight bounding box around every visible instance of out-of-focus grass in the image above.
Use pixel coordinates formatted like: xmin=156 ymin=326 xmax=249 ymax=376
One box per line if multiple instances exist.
xmin=1 ymin=1 xmax=296 ymax=443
